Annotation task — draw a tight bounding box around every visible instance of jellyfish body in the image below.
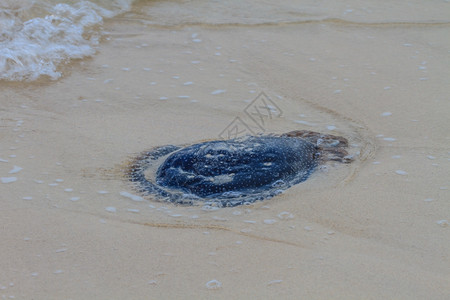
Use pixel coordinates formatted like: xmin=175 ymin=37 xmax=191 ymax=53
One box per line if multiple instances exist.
xmin=156 ymin=136 xmax=318 ymax=198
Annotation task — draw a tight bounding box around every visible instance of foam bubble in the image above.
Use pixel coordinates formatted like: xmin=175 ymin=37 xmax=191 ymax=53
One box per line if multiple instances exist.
xmin=395 ymin=170 xmax=408 ymax=175
xmin=211 ymin=89 xmax=226 ymax=95
xmin=205 ymin=279 xmax=222 ymax=289
xmin=1 ymin=177 xmax=17 ymax=183
xmin=105 ymin=206 xmax=116 ymax=213
xmin=119 ymin=191 xmax=143 ymax=202
xmin=8 ymin=165 xmax=22 ymax=174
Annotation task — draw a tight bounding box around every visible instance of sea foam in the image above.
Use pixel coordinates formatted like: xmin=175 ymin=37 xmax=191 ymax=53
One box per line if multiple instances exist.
xmin=0 ymin=1 xmax=129 ymax=81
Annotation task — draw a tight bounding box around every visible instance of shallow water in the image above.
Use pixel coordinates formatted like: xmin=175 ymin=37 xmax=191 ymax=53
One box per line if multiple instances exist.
xmin=1 ymin=1 xmax=450 ymax=299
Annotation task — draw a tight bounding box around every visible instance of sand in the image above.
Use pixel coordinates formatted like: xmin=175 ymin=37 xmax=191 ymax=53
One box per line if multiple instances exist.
xmin=1 ymin=4 xmax=450 ymax=299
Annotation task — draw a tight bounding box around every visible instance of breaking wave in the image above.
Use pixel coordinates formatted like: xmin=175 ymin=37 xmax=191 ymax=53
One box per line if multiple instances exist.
xmin=0 ymin=0 xmax=130 ymax=81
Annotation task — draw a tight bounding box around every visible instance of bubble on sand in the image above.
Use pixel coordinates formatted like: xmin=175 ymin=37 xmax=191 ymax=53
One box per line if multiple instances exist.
xmin=395 ymin=170 xmax=408 ymax=175
xmin=211 ymin=89 xmax=226 ymax=95
xmin=105 ymin=206 xmax=116 ymax=213
xmin=277 ymin=212 xmax=294 ymax=219
xmin=120 ymin=191 xmax=143 ymax=202
xmin=263 ymin=219 xmax=277 ymax=225
xmin=1 ymin=177 xmax=17 ymax=183
xmin=8 ymin=166 xmax=22 ymax=174
xmin=267 ymin=279 xmax=283 ymax=286
xmin=436 ymin=220 xmax=448 ymax=227
xmin=205 ymin=279 xmax=222 ymax=289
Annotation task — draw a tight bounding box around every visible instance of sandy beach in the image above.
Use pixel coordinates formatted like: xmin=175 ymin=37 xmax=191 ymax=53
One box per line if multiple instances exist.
xmin=1 ymin=1 xmax=450 ymax=299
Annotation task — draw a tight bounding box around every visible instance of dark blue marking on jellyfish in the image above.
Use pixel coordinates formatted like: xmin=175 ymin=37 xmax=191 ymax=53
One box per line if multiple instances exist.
xmin=127 ymin=131 xmax=351 ymax=207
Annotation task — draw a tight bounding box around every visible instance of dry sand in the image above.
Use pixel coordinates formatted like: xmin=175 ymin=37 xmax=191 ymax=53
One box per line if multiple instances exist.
xmin=1 ymin=8 xmax=450 ymax=300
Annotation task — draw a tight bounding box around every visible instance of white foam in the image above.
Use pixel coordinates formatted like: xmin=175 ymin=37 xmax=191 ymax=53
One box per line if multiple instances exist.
xmin=0 ymin=1 xmax=130 ymax=81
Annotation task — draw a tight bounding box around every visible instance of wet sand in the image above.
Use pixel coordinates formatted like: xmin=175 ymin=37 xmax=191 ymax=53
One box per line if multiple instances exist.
xmin=1 ymin=12 xmax=450 ymax=300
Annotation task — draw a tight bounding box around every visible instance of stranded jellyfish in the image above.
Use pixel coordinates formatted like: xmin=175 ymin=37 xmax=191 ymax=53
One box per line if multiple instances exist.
xmin=127 ymin=131 xmax=352 ymax=207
